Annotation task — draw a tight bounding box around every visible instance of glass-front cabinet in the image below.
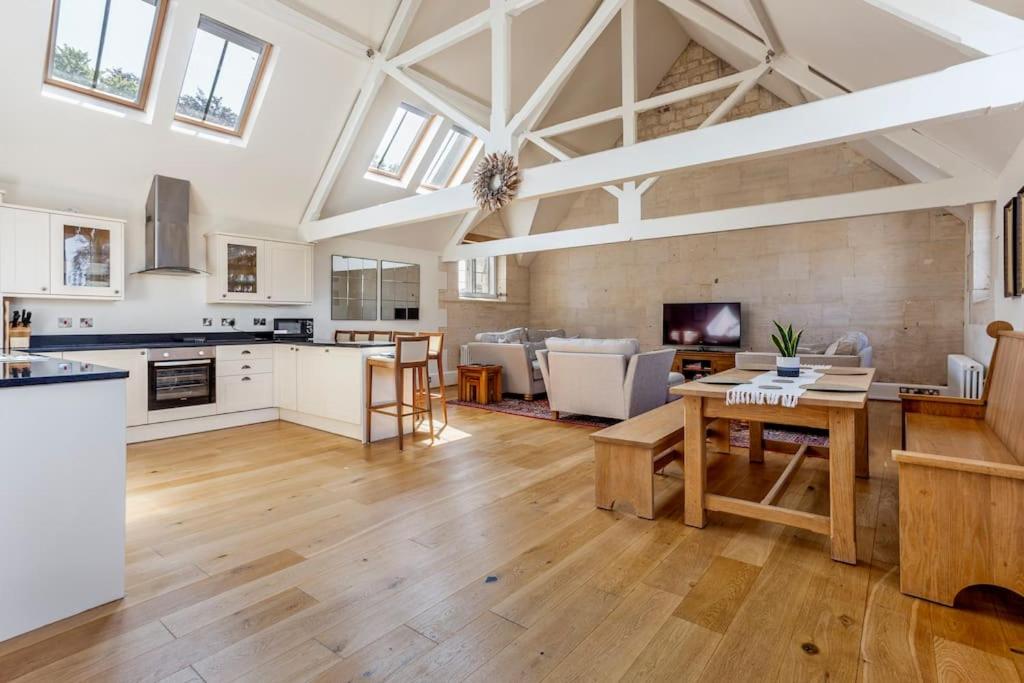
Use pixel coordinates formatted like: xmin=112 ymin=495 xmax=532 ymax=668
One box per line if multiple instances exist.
xmin=206 ymin=233 xmax=313 ymax=304
xmin=49 ymin=214 xmax=124 ymax=298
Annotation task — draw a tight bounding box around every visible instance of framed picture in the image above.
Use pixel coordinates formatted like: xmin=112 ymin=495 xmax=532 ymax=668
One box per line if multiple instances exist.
xmin=1017 ymin=186 xmax=1024 ymax=295
xmin=1004 ymin=197 xmax=1020 ymax=297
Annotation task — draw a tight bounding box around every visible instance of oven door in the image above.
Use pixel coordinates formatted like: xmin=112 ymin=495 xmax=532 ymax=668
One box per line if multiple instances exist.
xmin=148 ymin=359 xmax=216 ymax=411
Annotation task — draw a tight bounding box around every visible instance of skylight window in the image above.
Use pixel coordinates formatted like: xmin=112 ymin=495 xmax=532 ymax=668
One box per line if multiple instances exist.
xmin=45 ymin=0 xmax=167 ymax=109
xmin=368 ymin=103 xmax=433 ymax=179
xmin=420 ymin=126 xmax=478 ymax=190
xmin=175 ymin=16 xmax=270 ymax=136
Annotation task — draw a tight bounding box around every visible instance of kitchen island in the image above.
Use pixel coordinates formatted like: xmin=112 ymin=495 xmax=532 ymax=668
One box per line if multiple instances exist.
xmin=0 ymin=356 xmax=128 ymax=642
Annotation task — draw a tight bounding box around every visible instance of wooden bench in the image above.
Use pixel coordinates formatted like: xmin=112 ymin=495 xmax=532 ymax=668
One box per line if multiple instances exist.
xmin=591 ymin=400 xmax=687 ymax=519
xmin=895 ymin=321 xmax=1024 ymax=606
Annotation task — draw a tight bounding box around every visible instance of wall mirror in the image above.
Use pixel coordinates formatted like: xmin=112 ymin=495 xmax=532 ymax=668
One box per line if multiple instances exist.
xmin=381 ymin=260 xmax=420 ymax=321
xmin=331 ymin=255 xmax=378 ymax=320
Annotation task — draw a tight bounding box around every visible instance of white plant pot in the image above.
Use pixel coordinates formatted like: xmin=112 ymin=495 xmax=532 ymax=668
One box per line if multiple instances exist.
xmin=776 ymin=355 xmax=801 ymax=378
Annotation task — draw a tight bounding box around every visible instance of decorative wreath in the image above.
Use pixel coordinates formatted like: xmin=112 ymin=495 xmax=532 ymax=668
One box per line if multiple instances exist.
xmin=473 ymin=152 xmax=520 ymax=212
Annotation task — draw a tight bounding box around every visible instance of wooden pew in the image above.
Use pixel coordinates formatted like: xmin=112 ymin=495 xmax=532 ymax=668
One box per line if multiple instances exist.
xmin=894 ymin=321 xmax=1024 ymax=605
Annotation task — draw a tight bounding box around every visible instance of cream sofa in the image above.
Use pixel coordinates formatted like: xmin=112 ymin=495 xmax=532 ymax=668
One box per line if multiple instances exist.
xmin=462 ymin=327 xmax=566 ymax=399
xmin=536 ymin=338 xmax=684 ymax=420
xmin=736 ymin=331 xmax=873 ymax=369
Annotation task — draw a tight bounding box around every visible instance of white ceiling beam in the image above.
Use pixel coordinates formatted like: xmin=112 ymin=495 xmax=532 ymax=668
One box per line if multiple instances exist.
xmin=401 ymin=68 xmax=490 ymax=126
xmin=530 ymin=67 xmax=756 ymax=140
xmin=507 ymin=0 xmax=549 ymax=16
xmin=300 ymin=0 xmax=421 ymax=223
xmin=490 ymin=0 xmax=512 ymax=151
xmin=659 ymin=0 xmax=765 ymax=57
xmin=383 ymin=63 xmax=491 ymax=142
xmin=444 ymin=174 xmax=995 ymax=260
xmin=444 ymin=209 xmax=490 ymax=253
xmin=388 ymin=10 xmax=491 ymax=69
xmin=301 ymin=48 xmax=1024 ymax=241
xmin=744 ymin=0 xmax=784 ymax=54
xmin=245 ymin=0 xmax=371 ymax=58
xmin=509 ymin=0 xmax=628 ymax=135
xmin=770 ymin=53 xmax=992 ymax=179
xmin=621 ymin=0 xmax=637 ymax=146
xmin=524 ymin=134 xmax=622 ymax=199
xmin=699 ymin=62 xmax=768 ymax=128
xmin=861 ymin=0 xmax=1024 ymax=57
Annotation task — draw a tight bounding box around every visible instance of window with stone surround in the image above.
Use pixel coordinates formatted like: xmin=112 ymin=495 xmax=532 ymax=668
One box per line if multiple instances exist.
xmin=458 ymin=256 xmax=501 ymax=300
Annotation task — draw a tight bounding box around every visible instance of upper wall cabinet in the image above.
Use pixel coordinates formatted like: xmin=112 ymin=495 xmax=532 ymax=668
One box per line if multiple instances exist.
xmin=206 ymin=233 xmax=313 ymax=305
xmin=0 ymin=206 xmax=125 ymax=300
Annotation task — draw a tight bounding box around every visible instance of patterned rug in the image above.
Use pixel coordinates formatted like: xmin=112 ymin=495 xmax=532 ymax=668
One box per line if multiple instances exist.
xmin=450 ymin=396 xmax=830 ymax=446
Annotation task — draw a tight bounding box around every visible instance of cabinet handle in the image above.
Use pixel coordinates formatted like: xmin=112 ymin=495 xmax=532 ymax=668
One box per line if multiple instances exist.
xmin=114 ymin=290 xmax=120 ymax=295
xmin=41 ymin=286 xmax=47 ymax=291
xmin=267 ymin=296 xmax=271 ymax=300
xmin=241 ymin=365 xmax=251 ymax=370
xmin=241 ymin=350 xmax=251 ymax=355
xmin=242 ymin=376 xmax=251 ymax=382
xmin=222 ymin=294 xmax=227 ymax=298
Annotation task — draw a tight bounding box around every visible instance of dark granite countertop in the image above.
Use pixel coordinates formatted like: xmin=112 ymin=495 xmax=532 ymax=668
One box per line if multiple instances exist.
xmin=0 ymin=356 xmax=128 ymax=388
xmin=27 ymin=333 xmax=396 ymax=353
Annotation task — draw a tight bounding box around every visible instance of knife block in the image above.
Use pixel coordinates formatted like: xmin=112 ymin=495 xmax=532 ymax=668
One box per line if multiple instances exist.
xmin=2 ymin=299 xmax=30 ymax=353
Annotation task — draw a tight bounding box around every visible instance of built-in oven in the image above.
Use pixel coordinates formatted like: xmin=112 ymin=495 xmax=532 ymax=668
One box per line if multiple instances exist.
xmin=273 ymin=318 xmax=314 ymax=342
xmin=147 ymin=347 xmax=216 ymax=411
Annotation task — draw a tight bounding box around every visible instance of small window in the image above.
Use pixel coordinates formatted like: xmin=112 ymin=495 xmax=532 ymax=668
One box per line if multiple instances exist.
xmin=420 ymin=126 xmax=478 ymax=190
xmin=45 ymin=0 xmax=168 ymax=109
xmin=176 ymin=16 xmax=270 ymax=136
xmin=458 ymin=257 xmax=498 ymax=300
xmin=368 ymin=103 xmax=432 ymax=179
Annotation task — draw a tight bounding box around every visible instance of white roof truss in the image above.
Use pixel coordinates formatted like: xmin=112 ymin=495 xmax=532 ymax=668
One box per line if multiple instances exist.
xmin=862 ymin=0 xmax=1024 ymax=57
xmin=300 ymin=43 xmax=1020 ymax=243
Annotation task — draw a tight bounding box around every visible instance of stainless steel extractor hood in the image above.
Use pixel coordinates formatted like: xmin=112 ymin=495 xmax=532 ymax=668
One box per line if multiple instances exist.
xmin=135 ymin=175 xmax=205 ymax=275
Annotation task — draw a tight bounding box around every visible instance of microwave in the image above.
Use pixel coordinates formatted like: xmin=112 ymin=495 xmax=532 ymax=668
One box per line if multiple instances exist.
xmin=273 ymin=318 xmax=314 ymax=341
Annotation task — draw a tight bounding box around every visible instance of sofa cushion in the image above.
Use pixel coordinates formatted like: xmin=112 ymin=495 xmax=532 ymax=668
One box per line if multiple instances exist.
xmin=523 ymin=340 xmax=546 ymax=362
xmin=475 ymin=327 xmax=526 ymax=344
xmin=668 ymin=371 xmax=685 ymax=386
xmin=531 ymin=359 xmax=542 ymax=380
xmin=545 ymin=337 xmax=640 ymax=358
xmin=527 ymin=328 xmax=566 ymax=342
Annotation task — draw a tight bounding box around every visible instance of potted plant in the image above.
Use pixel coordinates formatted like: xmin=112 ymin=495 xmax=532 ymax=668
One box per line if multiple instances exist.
xmin=771 ymin=321 xmax=803 ymax=378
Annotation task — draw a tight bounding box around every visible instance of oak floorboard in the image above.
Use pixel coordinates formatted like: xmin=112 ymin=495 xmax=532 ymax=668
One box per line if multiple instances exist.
xmin=3 ymin=401 xmax=1022 ymax=682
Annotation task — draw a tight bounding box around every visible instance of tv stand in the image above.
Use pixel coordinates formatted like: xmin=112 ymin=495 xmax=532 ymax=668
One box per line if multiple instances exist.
xmin=671 ymin=348 xmax=736 ymax=379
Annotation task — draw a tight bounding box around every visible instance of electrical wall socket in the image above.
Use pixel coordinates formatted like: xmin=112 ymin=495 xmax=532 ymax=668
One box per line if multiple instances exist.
xmin=221 ymin=318 xmax=235 ymax=328
xmin=253 ymin=317 xmax=266 ymax=326
xmin=57 ymin=317 xmax=72 ymax=329
xmin=79 ymin=317 xmax=94 ymax=329
xmin=202 ymin=318 xmax=213 ymax=327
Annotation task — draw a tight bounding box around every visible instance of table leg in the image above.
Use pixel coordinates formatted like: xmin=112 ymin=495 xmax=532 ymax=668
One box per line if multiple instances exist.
xmin=855 ymin=406 xmax=869 ymax=479
xmin=683 ymin=396 xmax=708 ymax=528
xmin=594 ymin=443 xmax=654 ymax=519
xmin=748 ymin=421 xmax=764 ymax=463
xmin=709 ymin=418 xmax=731 ymax=454
xmin=829 ymin=407 xmax=857 ymax=564
xmin=481 ymin=372 xmax=490 ymax=405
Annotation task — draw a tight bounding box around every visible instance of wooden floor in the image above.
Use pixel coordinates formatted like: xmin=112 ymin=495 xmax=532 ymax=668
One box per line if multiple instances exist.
xmin=2 ymin=399 xmax=1023 ymax=682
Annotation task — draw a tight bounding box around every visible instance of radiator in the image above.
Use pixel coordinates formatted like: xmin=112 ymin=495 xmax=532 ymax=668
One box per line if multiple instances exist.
xmin=947 ymin=354 xmax=984 ymax=399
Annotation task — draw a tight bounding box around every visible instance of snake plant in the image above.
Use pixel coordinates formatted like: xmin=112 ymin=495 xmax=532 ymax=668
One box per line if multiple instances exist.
xmin=771 ymin=321 xmax=803 ymax=358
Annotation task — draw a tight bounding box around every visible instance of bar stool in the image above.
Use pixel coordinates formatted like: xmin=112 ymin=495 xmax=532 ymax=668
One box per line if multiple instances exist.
xmin=365 ymin=335 xmax=434 ymax=451
xmin=419 ymin=331 xmax=448 ymax=425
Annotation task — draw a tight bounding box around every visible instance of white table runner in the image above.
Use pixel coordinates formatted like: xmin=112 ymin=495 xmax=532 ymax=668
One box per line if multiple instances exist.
xmin=726 ymin=367 xmax=826 ymax=408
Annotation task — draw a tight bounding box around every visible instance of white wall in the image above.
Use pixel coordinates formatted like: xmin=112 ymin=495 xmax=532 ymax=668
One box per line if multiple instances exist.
xmin=311 ymin=235 xmax=444 ymax=343
xmin=966 ymin=136 xmax=1024 ymax=364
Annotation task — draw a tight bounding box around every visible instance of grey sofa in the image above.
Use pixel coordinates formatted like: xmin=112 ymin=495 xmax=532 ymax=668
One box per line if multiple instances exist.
xmin=735 ymin=331 xmax=873 ymax=369
xmin=462 ymin=327 xmax=567 ymax=399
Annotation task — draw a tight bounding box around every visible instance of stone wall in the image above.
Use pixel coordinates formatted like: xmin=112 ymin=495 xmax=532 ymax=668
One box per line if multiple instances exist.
xmin=526 ymin=42 xmax=965 ymax=385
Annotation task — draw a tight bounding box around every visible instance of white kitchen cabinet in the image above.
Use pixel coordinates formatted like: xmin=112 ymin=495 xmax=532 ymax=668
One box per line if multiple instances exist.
xmin=268 ymin=241 xmax=313 ymax=304
xmin=296 ymin=345 xmax=357 ymax=423
xmin=217 ymin=374 xmax=273 ymax=414
xmin=207 ymin=233 xmax=313 ymax=305
xmin=49 ymin=214 xmax=124 ymax=298
xmin=273 ymin=344 xmax=298 ymax=411
xmin=0 ymin=207 xmax=51 ymax=296
xmin=62 ymin=349 xmax=149 ymax=427
xmin=0 ymin=205 xmax=125 ymax=300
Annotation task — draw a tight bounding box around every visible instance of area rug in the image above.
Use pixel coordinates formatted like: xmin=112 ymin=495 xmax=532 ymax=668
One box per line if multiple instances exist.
xmin=449 ymin=396 xmax=830 ymax=446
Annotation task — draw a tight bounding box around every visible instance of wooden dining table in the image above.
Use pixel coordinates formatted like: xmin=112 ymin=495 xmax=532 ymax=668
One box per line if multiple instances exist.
xmin=670 ymin=366 xmax=874 ymax=564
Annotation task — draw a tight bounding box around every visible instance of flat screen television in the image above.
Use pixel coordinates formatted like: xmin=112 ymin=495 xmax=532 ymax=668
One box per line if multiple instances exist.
xmin=663 ymin=302 xmax=742 ymax=348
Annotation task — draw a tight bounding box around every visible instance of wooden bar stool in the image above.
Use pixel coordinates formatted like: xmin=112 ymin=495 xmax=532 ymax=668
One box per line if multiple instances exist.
xmin=365 ymin=335 xmax=434 ymax=451
xmin=419 ymin=331 xmax=448 ymax=425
